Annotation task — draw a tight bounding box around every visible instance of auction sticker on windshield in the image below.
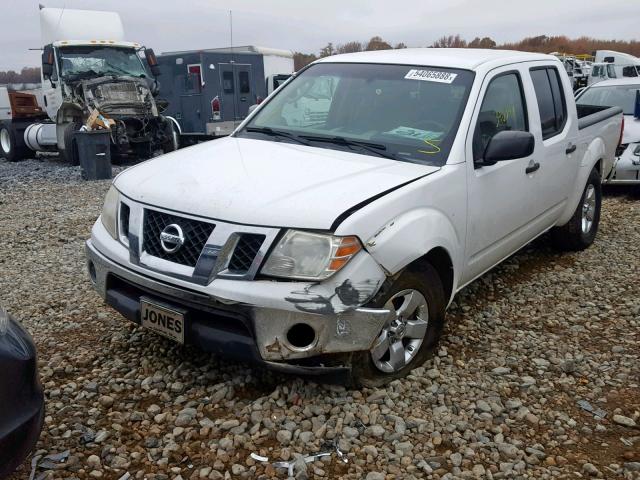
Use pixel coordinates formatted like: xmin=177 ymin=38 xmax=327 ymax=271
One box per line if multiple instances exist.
xmin=405 ymin=69 xmax=458 ymax=84
xmin=140 ymin=298 xmax=185 ymax=344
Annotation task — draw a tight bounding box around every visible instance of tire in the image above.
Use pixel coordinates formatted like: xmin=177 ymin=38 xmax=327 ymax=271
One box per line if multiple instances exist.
xmin=350 ymin=266 xmax=446 ymax=388
xmin=61 ymin=122 xmax=81 ymax=165
xmin=0 ymin=123 xmax=29 ymax=162
xmin=162 ymin=120 xmax=180 ymax=153
xmin=551 ymin=166 xmax=602 ymax=251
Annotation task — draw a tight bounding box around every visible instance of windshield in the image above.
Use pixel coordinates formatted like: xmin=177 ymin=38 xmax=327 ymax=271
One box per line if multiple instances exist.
xmin=238 ymin=63 xmax=475 ymax=166
xmin=58 ymin=46 xmax=147 ymax=80
xmin=577 ymin=84 xmax=640 ymax=115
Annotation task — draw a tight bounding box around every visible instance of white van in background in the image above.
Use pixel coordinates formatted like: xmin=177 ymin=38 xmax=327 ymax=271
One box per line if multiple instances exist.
xmin=589 ymin=50 xmax=640 ymax=85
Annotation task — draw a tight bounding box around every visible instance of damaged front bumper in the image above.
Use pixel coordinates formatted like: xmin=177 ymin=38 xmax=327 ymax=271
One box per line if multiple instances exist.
xmin=85 ymin=238 xmax=390 ymax=374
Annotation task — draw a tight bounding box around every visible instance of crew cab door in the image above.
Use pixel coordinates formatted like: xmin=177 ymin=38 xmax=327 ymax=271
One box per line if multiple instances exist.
xmin=462 ymin=68 xmax=540 ymax=283
xmin=527 ymin=65 xmax=580 ymax=226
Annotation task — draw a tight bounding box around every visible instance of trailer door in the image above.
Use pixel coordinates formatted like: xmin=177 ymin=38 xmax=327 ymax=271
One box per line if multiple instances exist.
xmin=218 ymin=63 xmax=253 ymax=121
xmin=179 ymin=63 xmax=205 ymax=133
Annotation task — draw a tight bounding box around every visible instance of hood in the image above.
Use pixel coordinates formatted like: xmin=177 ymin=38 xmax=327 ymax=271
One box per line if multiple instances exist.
xmin=115 ymin=137 xmax=438 ymax=230
xmin=622 ymin=115 xmax=640 ymax=144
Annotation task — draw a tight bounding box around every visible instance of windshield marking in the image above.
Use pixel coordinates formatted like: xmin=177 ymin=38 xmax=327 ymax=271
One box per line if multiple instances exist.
xmin=405 ymin=69 xmax=458 ymax=84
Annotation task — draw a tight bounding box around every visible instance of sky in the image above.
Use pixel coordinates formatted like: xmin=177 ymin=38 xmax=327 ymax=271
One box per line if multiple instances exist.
xmin=1 ymin=0 xmax=637 ymax=70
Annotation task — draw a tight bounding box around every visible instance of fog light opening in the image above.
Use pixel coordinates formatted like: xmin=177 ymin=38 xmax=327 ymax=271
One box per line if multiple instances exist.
xmin=88 ymin=261 xmax=97 ymax=284
xmin=286 ymin=323 xmax=316 ymax=350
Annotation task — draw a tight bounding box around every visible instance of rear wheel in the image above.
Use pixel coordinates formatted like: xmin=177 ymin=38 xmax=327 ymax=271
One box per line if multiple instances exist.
xmin=0 ymin=124 xmax=28 ymax=162
xmin=551 ymin=166 xmax=602 ymax=251
xmin=350 ymin=267 xmax=446 ymax=388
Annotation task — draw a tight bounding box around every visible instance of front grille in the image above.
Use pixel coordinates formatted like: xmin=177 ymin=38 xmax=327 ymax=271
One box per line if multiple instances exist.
xmin=142 ymin=209 xmax=214 ymax=267
xmin=96 ymin=82 xmax=141 ymax=102
xmin=228 ymin=234 xmax=265 ymax=273
xmin=616 ymin=143 xmax=628 ymax=157
xmin=120 ymin=203 xmax=130 ymax=238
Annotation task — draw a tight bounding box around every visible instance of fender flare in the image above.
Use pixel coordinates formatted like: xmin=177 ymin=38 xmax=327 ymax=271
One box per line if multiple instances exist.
xmin=164 ymin=115 xmax=182 ymax=135
xmin=558 ymin=137 xmax=605 ymax=226
xmin=363 ymin=207 xmax=461 ymax=301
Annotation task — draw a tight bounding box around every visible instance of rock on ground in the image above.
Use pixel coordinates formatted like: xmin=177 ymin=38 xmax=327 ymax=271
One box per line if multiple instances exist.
xmin=2 ymin=157 xmax=639 ymax=479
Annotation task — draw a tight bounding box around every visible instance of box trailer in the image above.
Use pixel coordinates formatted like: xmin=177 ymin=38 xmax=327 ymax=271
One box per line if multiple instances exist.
xmin=157 ymin=46 xmax=293 ymax=143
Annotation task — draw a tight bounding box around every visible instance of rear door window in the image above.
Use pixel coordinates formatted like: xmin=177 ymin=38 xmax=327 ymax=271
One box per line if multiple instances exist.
xmin=473 ymin=72 xmax=528 ymax=162
xmin=530 ymin=67 xmax=567 ymax=140
xmin=222 ymin=71 xmax=234 ymax=94
xmin=239 ymin=71 xmax=251 ymax=94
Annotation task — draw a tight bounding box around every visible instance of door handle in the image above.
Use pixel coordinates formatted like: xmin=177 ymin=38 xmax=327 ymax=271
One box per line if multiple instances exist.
xmin=525 ymin=161 xmax=540 ymax=174
xmin=566 ymin=143 xmax=577 ymax=154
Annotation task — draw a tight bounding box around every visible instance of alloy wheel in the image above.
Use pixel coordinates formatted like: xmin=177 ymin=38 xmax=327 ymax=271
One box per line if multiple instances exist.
xmin=581 ymin=184 xmax=596 ymax=234
xmin=370 ymin=289 xmax=429 ymax=373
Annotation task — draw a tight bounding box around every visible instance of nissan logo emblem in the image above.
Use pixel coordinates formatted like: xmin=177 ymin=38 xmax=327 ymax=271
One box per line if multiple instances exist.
xmin=160 ymin=224 xmax=185 ymax=253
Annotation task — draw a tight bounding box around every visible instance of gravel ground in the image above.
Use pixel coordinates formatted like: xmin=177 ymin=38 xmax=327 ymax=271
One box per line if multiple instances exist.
xmin=1 ymin=156 xmax=639 ymax=480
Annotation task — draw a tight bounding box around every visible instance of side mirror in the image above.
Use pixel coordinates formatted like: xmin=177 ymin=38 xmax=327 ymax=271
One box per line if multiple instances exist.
xmin=144 ymin=48 xmax=161 ymax=77
xmin=635 ymin=90 xmax=640 ymax=119
xmin=41 ymin=45 xmax=54 ymax=79
xmin=482 ymin=131 xmax=535 ymax=166
xmin=248 ymin=104 xmax=259 ymax=115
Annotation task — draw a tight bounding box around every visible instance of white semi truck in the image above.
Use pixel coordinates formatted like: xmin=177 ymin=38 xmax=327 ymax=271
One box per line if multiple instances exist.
xmin=0 ymin=7 xmax=178 ymax=164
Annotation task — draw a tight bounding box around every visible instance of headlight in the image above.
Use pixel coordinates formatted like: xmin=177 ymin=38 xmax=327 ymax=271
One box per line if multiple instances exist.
xmin=101 ymin=185 xmax=119 ymax=240
xmin=261 ymin=230 xmax=362 ymax=281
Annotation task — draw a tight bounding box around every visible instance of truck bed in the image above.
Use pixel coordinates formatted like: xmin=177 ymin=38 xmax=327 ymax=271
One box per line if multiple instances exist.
xmin=577 ymin=104 xmax=623 ymax=130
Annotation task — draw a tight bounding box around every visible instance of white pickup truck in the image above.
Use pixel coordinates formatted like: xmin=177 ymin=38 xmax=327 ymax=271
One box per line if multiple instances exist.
xmin=86 ymin=49 xmax=623 ymax=386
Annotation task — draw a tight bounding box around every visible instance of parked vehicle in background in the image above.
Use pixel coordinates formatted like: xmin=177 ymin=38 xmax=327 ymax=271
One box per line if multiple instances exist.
xmin=0 ymin=7 xmax=179 ymax=164
xmin=157 ymin=46 xmax=294 ymax=143
xmin=588 ymin=50 xmax=640 ymax=86
xmin=0 ymin=308 xmax=44 ymax=478
xmin=0 ymin=87 xmax=48 ymax=162
xmin=86 ymin=49 xmax=622 ymax=386
xmin=577 ymin=78 xmax=640 ymax=184
xmin=552 ymin=53 xmax=591 ymax=90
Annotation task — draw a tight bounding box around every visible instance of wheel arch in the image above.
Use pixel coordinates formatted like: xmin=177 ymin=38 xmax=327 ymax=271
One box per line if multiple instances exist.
xmin=406 ymin=247 xmax=455 ymax=306
xmin=55 ymin=102 xmax=84 ymax=150
xmin=556 ymin=134 xmax=606 ymax=227
xmin=364 ymin=207 xmax=462 ymax=306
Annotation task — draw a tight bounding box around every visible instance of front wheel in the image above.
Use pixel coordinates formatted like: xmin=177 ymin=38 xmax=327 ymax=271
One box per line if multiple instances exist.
xmin=162 ymin=120 xmax=180 ymax=154
xmin=551 ymin=166 xmax=602 ymax=251
xmin=350 ymin=266 xmax=446 ymax=388
xmin=61 ymin=122 xmax=81 ymax=165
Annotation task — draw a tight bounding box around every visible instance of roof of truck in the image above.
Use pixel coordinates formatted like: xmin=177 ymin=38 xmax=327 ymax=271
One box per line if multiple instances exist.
xmin=160 ymin=46 xmax=293 ymax=58
xmin=315 ymin=48 xmax=557 ymax=70
xmin=587 ymin=78 xmax=640 ymax=88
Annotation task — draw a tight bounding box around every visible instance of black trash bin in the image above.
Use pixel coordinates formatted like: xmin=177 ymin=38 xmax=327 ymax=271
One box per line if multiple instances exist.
xmin=75 ymin=130 xmax=112 ymax=180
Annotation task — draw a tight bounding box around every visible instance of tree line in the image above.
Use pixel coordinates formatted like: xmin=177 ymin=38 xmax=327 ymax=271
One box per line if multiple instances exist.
xmin=3 ymin=35 xmax=639 ymax=78
xmin=294 ymin=34 xmax=640 ymax=70
xmin=0 ymin=67 xmax=41 ymax=85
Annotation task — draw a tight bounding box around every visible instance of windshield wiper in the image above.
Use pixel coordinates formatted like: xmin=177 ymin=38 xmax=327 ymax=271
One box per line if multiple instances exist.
xmin=244 ymin=127 xmax=311 ymax=146
xmin=300 ymin=135 xmax=398 ymax=161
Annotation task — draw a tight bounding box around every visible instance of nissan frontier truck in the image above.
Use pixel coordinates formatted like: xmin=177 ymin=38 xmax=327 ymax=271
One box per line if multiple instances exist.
xmin=86 ymin=49 xmax=623 ymax=386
